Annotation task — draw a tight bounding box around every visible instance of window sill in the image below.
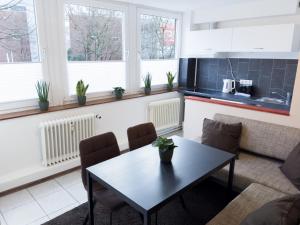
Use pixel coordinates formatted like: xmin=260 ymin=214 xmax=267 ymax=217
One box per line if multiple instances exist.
xmin=0 ymin=89 xmax=178 ymax=121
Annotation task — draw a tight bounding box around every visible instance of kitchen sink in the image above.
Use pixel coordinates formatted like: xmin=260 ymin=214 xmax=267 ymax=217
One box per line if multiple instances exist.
xmin=255 ymin=97 xmax=286 ymax=105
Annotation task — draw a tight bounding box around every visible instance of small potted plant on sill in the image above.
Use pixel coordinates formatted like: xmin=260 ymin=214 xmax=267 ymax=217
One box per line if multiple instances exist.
xmin=143 ymin=73 xmax=152 ymax=95
xmin=35 ymin=80 xmax=50 ymax=111
xmin=167 ymin=71 xmax=176 ymax=91
xmin=153 ymin=136 xmax=177 ymax=163
xmin=76 ymin=80 xmax=89 ymax=106
xmin=113 ymin=87 xmax=125 ymax=100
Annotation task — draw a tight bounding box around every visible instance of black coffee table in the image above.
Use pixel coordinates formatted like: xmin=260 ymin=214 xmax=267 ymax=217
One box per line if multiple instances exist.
xmin=86 ymin=136 xmax=235 ymax=225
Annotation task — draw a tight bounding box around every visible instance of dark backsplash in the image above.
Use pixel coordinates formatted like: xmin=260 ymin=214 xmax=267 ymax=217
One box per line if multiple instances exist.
xmin=196 ymin=58 xmax=298 ymax=98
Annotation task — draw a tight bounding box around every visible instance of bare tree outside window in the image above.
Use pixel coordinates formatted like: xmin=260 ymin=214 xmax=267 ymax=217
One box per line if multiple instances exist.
xmin=65 ymin=4 xmax=123 ymax=61
xmin=141 ymin=14 xmax=176 ymax=60
xmin=0 ymin=0 xmax=39 ymax=63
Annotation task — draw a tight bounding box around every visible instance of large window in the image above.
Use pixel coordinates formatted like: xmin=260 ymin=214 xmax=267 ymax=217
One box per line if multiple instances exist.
xmin=0 ymin=0 xmax=42 ymax=103
xmin=139 ymin=12 xmax=179 ymax=86
xmin=64 ymin=3 xmax=126 ymax=95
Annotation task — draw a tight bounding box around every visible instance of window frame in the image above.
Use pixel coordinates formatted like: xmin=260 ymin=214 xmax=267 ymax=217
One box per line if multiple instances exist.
xmin=0 ymin=0 xmax=51 ymax=112
xmin=136 ymin=8 xmax=182 ymax=90
xmin=62 ymin=0 xmax=130 ymax=103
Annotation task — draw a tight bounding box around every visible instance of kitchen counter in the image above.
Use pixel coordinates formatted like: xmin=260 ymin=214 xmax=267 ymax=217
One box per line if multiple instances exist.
xmin=180 ymin=89 xmax=290 ymax=115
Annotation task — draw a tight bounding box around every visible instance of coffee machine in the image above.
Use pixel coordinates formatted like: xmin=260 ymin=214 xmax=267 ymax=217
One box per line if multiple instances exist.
xmin=236 ymin=80 xmax=254 ymax=97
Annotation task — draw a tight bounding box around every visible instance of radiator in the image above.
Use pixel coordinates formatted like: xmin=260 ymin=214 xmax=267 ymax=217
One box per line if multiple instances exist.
xmin=149 ymin=98 xmax=181 ymax=131
xmin=40 ymin=114 xmax=95 ymax=166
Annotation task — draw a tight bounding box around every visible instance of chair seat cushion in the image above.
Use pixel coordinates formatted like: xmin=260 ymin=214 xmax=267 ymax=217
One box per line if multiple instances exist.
xmin=213 ymin=152 xmax=300 ymax=195
xmin=206 ymin=183 xmax=287 ymax=225
xmin=94 ymin=189 xmax=126 ymax=211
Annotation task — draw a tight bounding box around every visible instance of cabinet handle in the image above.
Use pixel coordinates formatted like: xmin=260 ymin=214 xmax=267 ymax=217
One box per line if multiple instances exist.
xmin=203 ymin=48 xmax=212 ymax=50
xmin=253 ymin=47 xmax=264 ymax=50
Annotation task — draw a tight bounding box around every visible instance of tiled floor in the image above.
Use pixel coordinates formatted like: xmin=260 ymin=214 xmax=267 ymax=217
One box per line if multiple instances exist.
xmin=0 ymin=170 xmax=85 ymax=225
xmin=0 ymin=131 xmax=183 ymax=225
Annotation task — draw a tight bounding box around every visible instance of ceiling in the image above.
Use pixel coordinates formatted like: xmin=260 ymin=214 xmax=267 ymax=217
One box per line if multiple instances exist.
xmin=117 ymin=0 xmax=257 ymax=12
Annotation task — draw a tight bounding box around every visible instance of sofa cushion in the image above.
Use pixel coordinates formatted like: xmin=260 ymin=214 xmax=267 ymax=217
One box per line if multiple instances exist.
xmin=281 ymin=143 xmax=300 ymax=191
xmin=214 ymin=114 xmax=300 ymax=161
xmin=241 ymin=194 xmax=300 ymax=225
xmin=206 ymin=183 xmax=286 ymax=225
xmin=201 ymin=118 xmax=242 ymax=155
xmin=212 ymin=152 xmax=300 ymax=195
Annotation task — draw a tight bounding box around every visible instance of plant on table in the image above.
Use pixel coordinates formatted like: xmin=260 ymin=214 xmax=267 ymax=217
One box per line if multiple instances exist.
xmin=153 ymin=136 xmax=177 ymax=163
xmin=166 ymin=71 xmax=176 ymax=91
xmin=113 ymin=87 xmax=125 ymax=100
xmin=143 ymin=72 xmax=152 ymax=95
xmin=35 ymin=80 xmax=50 ymax=111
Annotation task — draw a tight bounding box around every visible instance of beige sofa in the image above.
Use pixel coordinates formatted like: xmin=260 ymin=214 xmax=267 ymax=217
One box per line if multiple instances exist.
xmin=198 ymin=114 xmax=300 ymax=225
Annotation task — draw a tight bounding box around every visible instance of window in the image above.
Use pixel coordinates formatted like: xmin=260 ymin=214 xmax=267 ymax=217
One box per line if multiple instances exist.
xmin=0 ymin=0 xmax=42 ymax=103
xmin=139 ymin=12 xmax=179 ymax=86
xmin=64 ymin=3 xmax=126 ymax=96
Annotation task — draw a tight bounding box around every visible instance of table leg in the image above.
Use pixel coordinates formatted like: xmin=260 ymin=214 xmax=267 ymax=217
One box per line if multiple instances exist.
xmin=228 ymin=159 xmax=235 ymax=193
xmin=143 ymin=212 xmax=151 ymax=225
xmin=87 ymin=171 xmax=94 ymax=225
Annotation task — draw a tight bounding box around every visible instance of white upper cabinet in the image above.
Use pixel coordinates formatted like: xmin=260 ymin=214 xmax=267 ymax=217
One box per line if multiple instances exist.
xmin=186 ymin=28 xmax=232 ymax=56
xmin=231 ymin=24 xmax=300 ymax=52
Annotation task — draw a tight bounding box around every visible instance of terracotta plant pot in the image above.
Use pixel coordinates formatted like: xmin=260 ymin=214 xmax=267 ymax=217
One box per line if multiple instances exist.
xmin=39 ymin=101 xmax=49 ymax=111
xmin=159 ymin=148 xmax=174 ymax=163
xmin=77 ymin=96 xmax=86 ymax=106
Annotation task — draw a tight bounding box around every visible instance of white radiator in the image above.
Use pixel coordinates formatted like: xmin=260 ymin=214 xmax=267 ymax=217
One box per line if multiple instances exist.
xmin=149 ymin=98 xmax=181 ymax=132
xmin=40 ymin=114 xmax=95 ymax=167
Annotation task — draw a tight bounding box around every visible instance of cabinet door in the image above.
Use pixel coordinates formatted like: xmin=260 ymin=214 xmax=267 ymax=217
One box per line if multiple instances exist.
xmin=186 ymin=28 xmax=232 ymax=55
xmin=231 ymin=24 xmax=295 ymax=52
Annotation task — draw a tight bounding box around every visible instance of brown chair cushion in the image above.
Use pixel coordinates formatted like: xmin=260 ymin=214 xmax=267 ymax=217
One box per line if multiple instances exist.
xmin=201 ymin=118 xmax=242 ymax=155
xmin=79 ymin=132 xmax=120 ymax=189
xmin=241 ymin=194 xmax=300 ymax=225
xmin=281 ymin=143 xmax=300 ymax=191
xmin=127 ymin=122 xmax=157 ymax=151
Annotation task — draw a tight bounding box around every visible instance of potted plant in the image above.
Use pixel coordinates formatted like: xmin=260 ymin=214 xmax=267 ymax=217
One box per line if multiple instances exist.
xmin=113 ymin=87 xmax=125 ymax=100
xmin=35 ymin=80 xmax=50 ymax=111
xmin=153 ymin=136 xmax=177 ymax=163
xmin=143 ymin=73 xmax=152 ymax=95
xmin=76 ymin=80 xmax=89 ymax=106
xmin=167 ymin=72 xmax=176 ymax=91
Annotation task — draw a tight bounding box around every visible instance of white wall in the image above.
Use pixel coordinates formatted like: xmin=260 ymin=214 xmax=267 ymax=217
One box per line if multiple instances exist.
xmin=183 ymin=59 xmax=300 ymax=138
xmin=0 ymin=92 xmax=182 ymax=192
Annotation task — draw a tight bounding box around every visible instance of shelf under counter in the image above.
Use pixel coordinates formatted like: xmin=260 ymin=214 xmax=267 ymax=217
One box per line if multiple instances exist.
xmin=185 ymin=96 xmax=290 ymax=116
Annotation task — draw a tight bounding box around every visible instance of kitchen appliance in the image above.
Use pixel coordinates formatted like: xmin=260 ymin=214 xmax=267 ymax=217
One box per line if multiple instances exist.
xmin=236 ymin=80 xmax=254 ymax=96
xmin=222 ymin=79 xmax=235 ymax=93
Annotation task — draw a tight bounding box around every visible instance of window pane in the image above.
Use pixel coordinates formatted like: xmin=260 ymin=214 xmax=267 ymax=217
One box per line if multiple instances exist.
xmin=65 ymin=4 xmax=126 ymax=95
xmin=0 ymin=0 xmax=42 ymax=103
xmin=141 ymin=14 xmax=176 ymax=60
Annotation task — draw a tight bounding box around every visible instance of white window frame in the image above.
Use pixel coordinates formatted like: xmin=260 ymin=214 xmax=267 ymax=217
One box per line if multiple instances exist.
xmin=137 ymin=8 xmax=182 ymax=90
xmin=0 ymin=0 xmax=51 ymax=113
xmin=61 ymin=0 xmax=130 ymax=103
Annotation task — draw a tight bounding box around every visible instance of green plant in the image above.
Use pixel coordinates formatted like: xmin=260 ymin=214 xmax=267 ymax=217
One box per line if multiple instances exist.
xmin=153 ymin=136 xmax=177 ymax=152
xmin=143 ymin=73 xmax=152 ymax=89
xmin=113 ymin=87 xmax=125 ymax=98
xmin=166 ymin=72 xmax=176 ymax=90
xmin=76 ymin=80 xmax=89 ymax=97
xmin=35 ymin=81 xmax=50 ymax=103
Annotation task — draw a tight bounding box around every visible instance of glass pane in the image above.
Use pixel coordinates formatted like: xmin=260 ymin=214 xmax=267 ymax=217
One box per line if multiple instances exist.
xmin=65 ymin=4 xmax=124 ymax=61
xmin=67 ymin=61 xmax=126 ymax=95
xmin=140 ymin=14 xmax=176 ymax=60
xmin=0 ymin=0 xmax=40 ymax=63
xmin=141 ymin=59 xmax=178 ymax=86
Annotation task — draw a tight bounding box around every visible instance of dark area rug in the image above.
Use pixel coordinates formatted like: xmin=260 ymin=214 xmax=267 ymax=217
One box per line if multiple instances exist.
xmin=43 ymin=179 xmax=238 ymax=225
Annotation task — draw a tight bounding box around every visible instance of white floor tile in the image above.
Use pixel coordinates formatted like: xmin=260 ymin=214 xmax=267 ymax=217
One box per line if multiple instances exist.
xmin=27 ymin=216 xmax=49 ymax=225
xmin=48 ymin=202 xmax=79 ymax=220
xmin=3 ymin=201 xmax=46 ymax=225
xmin=28 ymin=180 xmax=63 ymax=199
xmin=0 ymin=190 xmax=34 ymax=213
xmin=66 ymin=182 xmax=87 ymax=204
xmin=36 ymin=189 xmax=77 ymax=214
xmin=55 ymin=170 xmax=82 ymax=189
xmin=0 ymin=212 xmax=7 ymax=225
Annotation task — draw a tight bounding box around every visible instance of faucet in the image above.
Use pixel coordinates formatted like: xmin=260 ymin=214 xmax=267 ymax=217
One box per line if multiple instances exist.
xmin=271 ymin=91 xmax=291 ymax=105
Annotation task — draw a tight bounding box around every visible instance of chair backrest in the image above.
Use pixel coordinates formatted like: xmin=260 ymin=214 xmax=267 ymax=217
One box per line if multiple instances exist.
xmin=127 ymin=122 xmax=157 ymax=151
xmin=79 ymin=132 xmax=120 ymax=188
